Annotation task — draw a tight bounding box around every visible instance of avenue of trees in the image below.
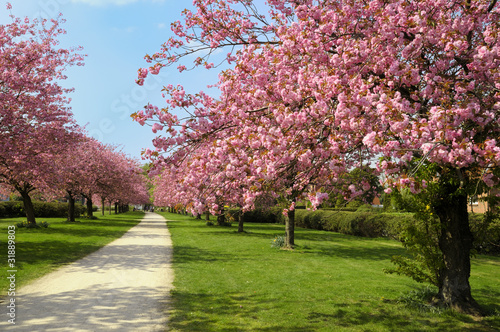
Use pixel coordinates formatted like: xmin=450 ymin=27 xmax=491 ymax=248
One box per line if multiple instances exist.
xmin=0 ymin=5 xmax=150 ymax=224
xmin=134 ymin=0 xmax=500 ymax=316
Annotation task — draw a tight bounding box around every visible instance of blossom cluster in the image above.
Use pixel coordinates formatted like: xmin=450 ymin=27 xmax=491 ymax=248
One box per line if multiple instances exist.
xmin=134 ymin=0 xmax=500 ymax=215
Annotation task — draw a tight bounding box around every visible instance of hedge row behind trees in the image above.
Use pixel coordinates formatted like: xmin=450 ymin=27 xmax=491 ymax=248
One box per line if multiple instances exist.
xmin=0 ymin=201 xmax=86 ymax=219
xmin=227 ymin=208 xmax=500 ymax=256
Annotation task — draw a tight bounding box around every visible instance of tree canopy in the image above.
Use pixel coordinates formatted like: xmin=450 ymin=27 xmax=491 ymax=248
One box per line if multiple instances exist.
xmin=135 ymin=0 xmax=499 ymax=315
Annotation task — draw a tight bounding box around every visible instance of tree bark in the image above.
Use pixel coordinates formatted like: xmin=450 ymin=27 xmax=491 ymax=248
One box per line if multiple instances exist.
xmin=217 ymin=211 xmax=226 ymax=226
xmin=434 ymin=185 xmax=483 ymax=315
xmin=285 ymin=208 xmax=295 ymax=248
xmin=67 ymin=191 xmax=76 ymax=222
xmin=101 ymin=197 xmax=105 ymax=216
xmin=238 ymin=209 xmax=244 ymax=233
xmin=85 ymin=195 xmax=94 ymax=219
xmin=20 ymin=189 xmax=36 ymax=225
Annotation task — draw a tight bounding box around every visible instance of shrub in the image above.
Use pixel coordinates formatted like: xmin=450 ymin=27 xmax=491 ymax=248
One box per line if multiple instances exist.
xmin=271 ymin=235 xmax=285 ymax=249
xmin=469 ymin=212 xmax=500 ymax=255
xmin=294 ymin=210 xmax=409 ymax=238
xmin=227 ymin=207 xmax=282 ymax=224
xmin=16 ymin=220 xmax=50 ymax=229
xmin=0 ymin=201 xmax=24 ymax=218
xmin=230 ymin=206 xmax=499 ymax=256
xmin=0 ymin=201 xmax=85 ymax=218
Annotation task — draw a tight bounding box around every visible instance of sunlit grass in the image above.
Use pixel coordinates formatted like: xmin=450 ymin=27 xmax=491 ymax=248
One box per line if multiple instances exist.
xmin=0 ymin=211 xmax=145 ymax=293
xmin=160 ymin=211 xmax=500 ymax=332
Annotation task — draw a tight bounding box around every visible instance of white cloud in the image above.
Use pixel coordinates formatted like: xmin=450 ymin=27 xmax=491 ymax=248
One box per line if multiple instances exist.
xmin=157 ymin=23 xmax=166 ymax=29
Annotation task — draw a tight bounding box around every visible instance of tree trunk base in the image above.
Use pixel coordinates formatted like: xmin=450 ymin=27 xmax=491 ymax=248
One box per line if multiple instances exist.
xmin=432 ymin=293 xmax=485 ymax=316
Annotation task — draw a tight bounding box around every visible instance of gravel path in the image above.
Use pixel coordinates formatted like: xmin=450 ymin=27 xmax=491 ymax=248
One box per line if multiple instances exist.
xmin=2 ymin=212 xmax=173 ymax=331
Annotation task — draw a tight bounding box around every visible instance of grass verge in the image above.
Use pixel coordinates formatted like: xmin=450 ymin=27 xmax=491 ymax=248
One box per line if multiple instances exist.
xmin=0 ymin=211 xmax=145 ymax=293
xmin=159 ymin=211 xmax=500 ymax=332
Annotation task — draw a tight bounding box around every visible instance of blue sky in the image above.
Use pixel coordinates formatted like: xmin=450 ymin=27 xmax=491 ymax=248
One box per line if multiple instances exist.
xmin=1 ymin=0 xmax=224 ymax=161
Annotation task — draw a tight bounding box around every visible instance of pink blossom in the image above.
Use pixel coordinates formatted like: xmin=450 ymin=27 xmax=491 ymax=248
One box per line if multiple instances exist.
xmin=151 ymin=123 xmax=164 ymax=133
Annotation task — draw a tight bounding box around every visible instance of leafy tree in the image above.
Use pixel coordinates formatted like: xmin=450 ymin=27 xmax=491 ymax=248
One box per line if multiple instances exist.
xmin=0 ymin=4 xmax=85 ymax=224
xmin=135 ymin=0 xmax=500 ymax=314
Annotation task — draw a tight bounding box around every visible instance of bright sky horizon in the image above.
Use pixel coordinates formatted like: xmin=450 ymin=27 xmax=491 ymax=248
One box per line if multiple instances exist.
xmin=1 ymin=0 xmax=225 ymax=162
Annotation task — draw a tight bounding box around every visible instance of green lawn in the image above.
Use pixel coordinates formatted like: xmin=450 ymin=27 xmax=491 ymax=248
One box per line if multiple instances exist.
xmin=0 ymin=211 xmax=145 ymax=293
xmin=159 ymin=212 xmax=500 ymax=332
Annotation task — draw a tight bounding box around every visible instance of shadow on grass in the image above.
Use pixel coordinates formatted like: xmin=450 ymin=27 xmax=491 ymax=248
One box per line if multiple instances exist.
xmin=168 ymin=291 xmax=311 ymax=332
xmin=474 ymin=287 xmax=500 ymax=316
xmin=200 ymin=223 xmax=406 ymax=262
xmin=169 ymin=290 xmax=500 ymax=332
xmin=13 ymin=240 xmax=105 ymax=270
xmin=14 ymin=241 xmax=171 ymax=273
xmin=0 ymin=213 xmax=148 ymax=279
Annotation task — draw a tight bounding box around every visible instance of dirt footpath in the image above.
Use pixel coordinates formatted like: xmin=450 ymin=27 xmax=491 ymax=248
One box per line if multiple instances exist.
xmin=2 ymin=212 xmax=173 ymax=331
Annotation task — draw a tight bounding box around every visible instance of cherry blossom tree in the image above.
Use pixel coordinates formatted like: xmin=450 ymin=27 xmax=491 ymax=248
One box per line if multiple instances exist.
xmin=136 ymin=0 xmax=499 ymax=314
xmin=54 ymin=135 xmax=150 ymax=220
xmin=97 ymin=152 xmax=150 ymax=213
xmin=0 ymin=4 xmax=85 ymax=224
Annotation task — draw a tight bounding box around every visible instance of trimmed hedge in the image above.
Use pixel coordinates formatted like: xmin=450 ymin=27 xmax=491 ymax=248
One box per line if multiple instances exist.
xmin=226 ymin=207 xmax=499 ymax=255
xmin=227 ymin=207 xmax=284 ymax=224
xmin=0 ymin=201 xmax=86 ymax=218
xmin=296 ymin=210 xmax=500 ymax=255
xmin=294 ymin=209 xmax=412 ymax=239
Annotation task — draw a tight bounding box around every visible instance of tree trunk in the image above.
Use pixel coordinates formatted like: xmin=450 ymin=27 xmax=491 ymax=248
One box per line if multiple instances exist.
xmin=115 ymin=202 xmax=118 ymax=214
xmin=85 ymin=195 xmax=94 ymax=219
xmin=238 ymin=209 xmax=244 ymax=233
xmin=101 ymin=197 xmax=105 ymax=216
xmin=217 ymin=212 xmax=225 ymax=226
xmin=67 ymin=191 xmax=76 ymax=222
xmin=285 ymin=208 xmax=295 ymax=248
xmin=205 ymin=211 xmax=210 ymax=221
xmin=434 ymin=187 xmax=483 ymax=315
xmin=20 ymin=189 xmax=36 ymax=225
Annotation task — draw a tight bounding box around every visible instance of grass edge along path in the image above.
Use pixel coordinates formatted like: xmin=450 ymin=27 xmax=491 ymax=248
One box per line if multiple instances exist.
xmin=160 ymin=211 xmax=500 ymax=332
xmin=0 ymin=211 xmax=145 ymax=294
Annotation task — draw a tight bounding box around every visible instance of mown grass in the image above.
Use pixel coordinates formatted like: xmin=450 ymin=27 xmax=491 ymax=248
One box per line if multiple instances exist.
xmin=159 ymin=211 xmax=500 ymax=332
xmin=0 ymin=211 xmax=145 ymax=293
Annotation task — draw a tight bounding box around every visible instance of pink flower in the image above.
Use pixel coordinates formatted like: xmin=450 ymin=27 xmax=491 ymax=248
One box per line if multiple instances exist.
xmin=362 ymin=132 xmax=377 ymax=147
xmin=138 ymin=68 xmax=148 ymax=79
xmin=483 ymin=173 xmax=497 ymax=187
xmin=152 ymin=123 xmax=164 ymax=133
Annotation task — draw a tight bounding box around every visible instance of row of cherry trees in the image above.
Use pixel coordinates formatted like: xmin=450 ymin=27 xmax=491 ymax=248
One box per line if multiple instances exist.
xmin=0 ymin=5 xmax=150 ymax=224
xmin=135 ymin=0 xmax=499 ymax=315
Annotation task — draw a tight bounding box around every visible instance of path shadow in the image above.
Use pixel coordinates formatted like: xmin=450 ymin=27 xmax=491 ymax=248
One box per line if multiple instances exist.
xmin=4 ymin=286 xmax=170 ymax=331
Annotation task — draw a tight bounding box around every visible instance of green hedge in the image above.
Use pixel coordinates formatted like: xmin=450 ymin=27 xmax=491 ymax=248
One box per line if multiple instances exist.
xmin=227 ymin=206 xmax=499 ymax=255
xmin=0 ymin=201 xmax=86 ymax=218
xmin=227 ymin=207 xmax=284 ymax=224
xmin=294 ymin=209 xmax=500 ymax=255
xmin=294 ymin=209 xmax=411 ymax=239
xmin=469 ymin=213 xmax=500 ymax=255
